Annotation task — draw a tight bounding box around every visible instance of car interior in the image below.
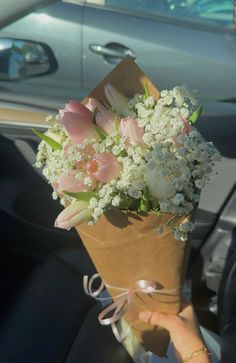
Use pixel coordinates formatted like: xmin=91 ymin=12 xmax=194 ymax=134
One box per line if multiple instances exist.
xmin=0 ymin=104 xmax=235 ymax=362
xmin=0 ymin=1 xmax=236 ymax=362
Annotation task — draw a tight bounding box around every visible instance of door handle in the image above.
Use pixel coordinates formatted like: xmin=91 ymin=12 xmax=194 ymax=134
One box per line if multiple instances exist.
xmin=89 ymin=42 xmax=136 ymax=63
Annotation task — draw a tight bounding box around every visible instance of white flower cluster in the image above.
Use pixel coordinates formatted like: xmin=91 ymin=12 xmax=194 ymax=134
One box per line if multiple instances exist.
xmin=35 ymin=86 xmax=220 ymax=240
xmin=172 ymin=220 xmax=195 ymax=242
xmin=132 ymin=87 xmax=198 ymax=147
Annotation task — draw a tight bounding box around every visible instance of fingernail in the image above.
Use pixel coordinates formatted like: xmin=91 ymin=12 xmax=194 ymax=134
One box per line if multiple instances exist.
xmin=139 ymin=311 xmax=151 ymax=322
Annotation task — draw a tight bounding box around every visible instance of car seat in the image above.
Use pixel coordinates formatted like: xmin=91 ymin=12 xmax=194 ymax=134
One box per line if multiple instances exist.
xmin=0 ymin=247 xmax=133 ymax=363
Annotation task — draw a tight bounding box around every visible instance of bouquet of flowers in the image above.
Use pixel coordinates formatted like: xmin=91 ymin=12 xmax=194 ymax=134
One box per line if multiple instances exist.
xmin=34 ymin=58 xmax=220 ymax=357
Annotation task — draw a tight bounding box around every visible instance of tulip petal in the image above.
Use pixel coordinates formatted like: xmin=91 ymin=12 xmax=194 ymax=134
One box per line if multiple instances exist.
xmin=54 ymin=200 xmax=91 ymax=230
xmin=96 ymin=109 xmax=118 ymax=135
xmin=86 ymin=152 xmax=121 ymax=183
xmin=85 ymin=98 xmax=106 ymax=113
xmin=54 ymin=171 xmax=87 ymax=193
xmin=60 ymin=100 xmax=92 ymax=119
xmin=120 ymin=117 xmax=145 ymax=146
xmin=105 ymin=84 xmax=129 ymax=116
xmin=55 ymin=209 xmax=92 ymax=230
xmin=61 ymin=111 xmax=99 ymax=143
xmin=145 ymin=168 xmax=176 ymax=199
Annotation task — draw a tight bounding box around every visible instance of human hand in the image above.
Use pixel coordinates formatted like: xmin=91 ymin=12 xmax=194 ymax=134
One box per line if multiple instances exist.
xmin=139 ymin=304 xmax=212 ymax=362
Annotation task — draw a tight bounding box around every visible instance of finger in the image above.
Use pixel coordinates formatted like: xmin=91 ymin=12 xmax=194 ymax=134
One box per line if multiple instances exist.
xmin=139 ymin=311 xmax=175 ymax=330
xmin=139 ymin=311 xmax=152 ymax=322
xmin=179 ymin=304 xmax=195 ymax=320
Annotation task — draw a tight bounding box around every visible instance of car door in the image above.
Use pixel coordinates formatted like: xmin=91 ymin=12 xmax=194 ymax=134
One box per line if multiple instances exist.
xmin=82 ymin=0 xmax=236 ymax=102
xmin=82 ymin=0 xmax=236 ymax=313
xmin=0 ymin=0 xmax=85 ymax=109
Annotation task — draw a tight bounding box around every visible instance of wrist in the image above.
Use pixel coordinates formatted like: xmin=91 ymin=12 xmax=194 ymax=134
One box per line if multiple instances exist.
xmin=180 ymin=347 xmax=211 ymax=363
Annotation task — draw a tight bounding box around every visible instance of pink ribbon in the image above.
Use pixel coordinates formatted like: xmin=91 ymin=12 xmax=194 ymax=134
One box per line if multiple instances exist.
xmin=83 ymin=273 xmax=180 ymax=342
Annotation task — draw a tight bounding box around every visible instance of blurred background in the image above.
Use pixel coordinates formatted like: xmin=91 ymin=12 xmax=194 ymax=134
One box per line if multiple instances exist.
xmin=0 ymin=1 xmax=236 ymax=362
xmin=0 ymin=0 xmax=236 ymax=108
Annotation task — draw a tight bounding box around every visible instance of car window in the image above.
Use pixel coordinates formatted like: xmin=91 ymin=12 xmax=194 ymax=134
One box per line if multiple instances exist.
xmin=0 ymin=1 xmax=85 ymax=109
xmin=86 ymin=0 xmax=234 ymax=29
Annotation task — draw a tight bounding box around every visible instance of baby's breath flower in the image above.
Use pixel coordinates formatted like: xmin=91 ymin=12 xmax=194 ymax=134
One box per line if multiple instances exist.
xmin=84 ymin=177 xmax=93 ymax=186
xmin=144 ymin=96 xmax=155 ymax=108
xmin=128 ymin=187 xmax=142 ymax=199
xmin=112 ymin=196 xmax=121 ymax=207
xmin=46 ymin=114 xmax=54 ymax=123
xmin=172 ymin=193 xmax=185 ymax=206
xmin=52 ymin=191 xmax=58 ymax=200
xmin=34 ymin=84 xmax=220 ymax=241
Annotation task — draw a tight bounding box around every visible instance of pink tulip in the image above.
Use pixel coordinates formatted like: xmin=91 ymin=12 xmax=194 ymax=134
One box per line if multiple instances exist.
xmin=85 ymin=98 xmax=106 ymax=113
xmin=86 ymin=97 xmax=119 ymax=134
xmin=54 ymin=201 xmax=92 ymax=230
xmin=104 ymin=84 xmax=129 ymax=116
xmin=59 ymin=100 xmax=92 ymax=120
xmin=86 ymin=152 xmax=121 ymax=183
xmin=53 ymin=171 xmax=87 ymax=194
xmin=96 ymin=109 xmax=119 ymax=135
xmin=61 ymin=111 xmax=99 ymax=143
xmin=120 ymin=116 xmax=145 ymax=146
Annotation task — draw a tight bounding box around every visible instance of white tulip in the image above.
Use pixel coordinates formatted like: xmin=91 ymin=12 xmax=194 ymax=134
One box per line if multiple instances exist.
xmin=104 ymin=84 xmax=129 ymax=116
xmin=145 ymin=167 xmax=176 ymax=199
xmin=54 ymin=200 xmax=92 ymax=230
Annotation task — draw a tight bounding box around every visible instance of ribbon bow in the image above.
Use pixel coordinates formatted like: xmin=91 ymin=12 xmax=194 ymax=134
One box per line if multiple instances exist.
xmin=83 ymin=273 xmax=180 ymax=342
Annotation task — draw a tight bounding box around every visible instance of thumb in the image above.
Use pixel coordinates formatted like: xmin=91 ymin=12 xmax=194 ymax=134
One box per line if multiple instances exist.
xmin=139 ymin=311 xmax=176 ymax=331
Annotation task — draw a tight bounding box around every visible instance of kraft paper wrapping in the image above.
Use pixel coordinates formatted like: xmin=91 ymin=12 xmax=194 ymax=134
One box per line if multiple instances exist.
xmin=82 ymin=57 xmax=160 ymax=105
xmin=75 ymin=58 xmax=193 ymax=357
xmin=76 ymin=210 xmax=192 ymax=357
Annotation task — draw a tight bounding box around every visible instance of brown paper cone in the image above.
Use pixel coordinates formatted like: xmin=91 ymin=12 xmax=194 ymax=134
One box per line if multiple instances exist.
xmin=82 ymin=56 xmax=160 ymax=105
xmin=76 ymin=210 xmax=192 ymax=357
xmin=75 ymin=58 xmax=192 ymax=357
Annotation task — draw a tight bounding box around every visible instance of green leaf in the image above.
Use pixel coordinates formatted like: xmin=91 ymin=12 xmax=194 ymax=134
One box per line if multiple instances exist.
xmin=119 ymin=149 xmax=128 ymax=157
xmin=62 ymin=191 xmax=97 ymax=201
xmin=144 ymin=83 xmax=150 ymax=99
xmin=32 ymin=128 xmax=62 ymax=151
xmin=189 ymin=105 xmax=202 ymax=124
xmin=128 ymin=198 xmax=140 ymax=211
xmin=114 ymin=114 xmax=119 ymax=132
xmin=92 ymin=108 xmax=98 ymax=123
xmin=119 ymin=196 xmax=140 ymax=211
xmin=93 ymin=124 xmax=108 ymax=140
xmin=138 ymin=187 xmax=150 ymax=212
xmin=119 ymin=196 xmax=133 ymax=210
xmin=102 ymin=101 xmax=112 ymax=110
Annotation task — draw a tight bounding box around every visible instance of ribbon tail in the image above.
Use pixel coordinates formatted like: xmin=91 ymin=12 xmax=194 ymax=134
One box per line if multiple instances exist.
xmin=83 ymin=274 xmax=105 ymax=298
xmin=98 ymin=295 xmax=130 ymax=343
xmin=111 ymin=321 xmax=130 ymax=343
xmin=98 ymin=296 xmax=127 ymax=326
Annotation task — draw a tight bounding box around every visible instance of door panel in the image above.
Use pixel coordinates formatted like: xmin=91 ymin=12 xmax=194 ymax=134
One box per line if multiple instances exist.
xmin=82 ymin=4 xmax=236 ymax=101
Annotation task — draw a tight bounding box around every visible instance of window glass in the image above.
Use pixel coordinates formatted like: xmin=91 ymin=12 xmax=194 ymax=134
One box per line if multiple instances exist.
xmin=90 ymin=0 xmax=234 ymax=28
